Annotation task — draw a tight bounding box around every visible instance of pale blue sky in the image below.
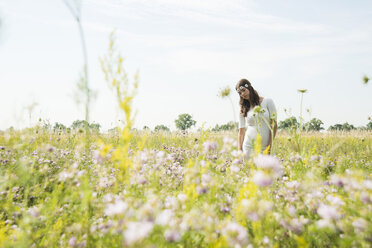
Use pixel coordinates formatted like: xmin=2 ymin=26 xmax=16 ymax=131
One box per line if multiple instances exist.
xmin=0 ymin=0 xmax=371 ymax=130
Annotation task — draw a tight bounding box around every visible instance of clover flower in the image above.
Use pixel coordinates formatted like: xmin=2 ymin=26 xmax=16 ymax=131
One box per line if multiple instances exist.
xmin=254 ymin=154 xmax=283 ymax=177
xmin=203 ymin=141 xmax=218 ymax=153
xmin=164 ymin=229 xmax=181 ymax=242
xmin=104 ymin=199 xmax=128 ymax=216
xmin=124 ymin=221 xmax=154 ymax=245
xmin=317 ymin=204 xmax=340 ymax=220
xmin=252 ymin=171 xmax=273 ymax=187
xmin=156 ymin=209 xmax=174 ymax=226
xmin=222 ymin=222 xmax=249 ymax=247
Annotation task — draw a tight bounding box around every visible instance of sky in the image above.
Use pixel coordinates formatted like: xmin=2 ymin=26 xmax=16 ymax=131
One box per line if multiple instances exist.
xmin=0 ymin=0 xmax=372 ymax=131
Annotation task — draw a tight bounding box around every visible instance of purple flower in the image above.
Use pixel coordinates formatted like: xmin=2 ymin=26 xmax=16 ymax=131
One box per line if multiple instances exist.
xmin=203 ymin=141 xmax=218 ymax=153
xmin=252 ymin=171 xmax=273 ymax=187
xmin=317 ymin=204 xmax=340 ymax=220
xmin=254 ymin=154 xmax=283 ymax=177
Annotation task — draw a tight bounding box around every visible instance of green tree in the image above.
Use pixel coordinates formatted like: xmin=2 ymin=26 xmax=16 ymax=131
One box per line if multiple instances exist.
xmin=278 ymin=117 xmax=299 ymax=130
xmin=304 ymin=118 xmax=324 ymax=131
xmin=175 ymin=113 xmax=196 ymax=131
xmin=154 ymin=124 xmax=170 ymax=132
xmin=212 ymin=121 xmax=238 ymax=131
xmin=328 ymin=122 xmax=355 ymax=131
xmin=367 ymin=119 xmax=372 ymax=130
xmin=89 ymin=123 xmax=101 ymax=132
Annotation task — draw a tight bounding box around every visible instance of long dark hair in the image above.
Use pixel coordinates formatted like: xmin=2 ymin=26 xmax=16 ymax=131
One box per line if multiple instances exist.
xmin=236 ymin=79 xmax=260 ymax=117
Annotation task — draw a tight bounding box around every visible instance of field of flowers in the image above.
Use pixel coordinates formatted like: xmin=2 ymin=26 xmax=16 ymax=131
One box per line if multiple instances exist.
xmin=0 ymin=127 xmax=371 ymax=247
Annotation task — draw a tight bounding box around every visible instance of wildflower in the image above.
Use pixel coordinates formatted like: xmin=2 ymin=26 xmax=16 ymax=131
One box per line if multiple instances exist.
xmin=68 ymin=236 xmax=77 ymax=247
xmin=352 ymin=218 xmax=368 ymax=232
xmin=196 ymin=186 xmax=208 ymax=195
xmin=363 ymin=180 xmax=372 ymax=190
xmin=165 ymin=196 xmax=178 ymax=209
xmin=326 ymin=195 xmax=344 ymax=206
xmin=317 ymin=204 xmax=340 ymax=220
xmin=252 ymin=171 xmax=273 ymax=187
xmin=92 ymin=150 xmax=104 ymax=164
xmin=230 ymin=165 xmax=240 ymax=173
xmin=124 ymin=221 xmax=154 ymax=245
xmin=104 ymin=199 xmax=128 ymax=216
xmin=316 ymin=219 xmax=334 ymax=230
xmin=254 ymin=154 xmax=283 ymax=177
xmin=222 ymin=222 xmax=249 ymax=247
xmin=27 ymin=206 xmax=40 ymax=218
xmin=58 ymin=171 xmax=74 ymax=181
xmin=203 ymin=141 xmax=218 ymax=153
xmin=223 ymin=136 xmax=234 ymax=145
xmin=155 ymin=209 xmax=174 ymax=226
xmin=286 ymin=180 xmax=300 ymax=189
xmin=201 ymin=173 xmax=212 ymax=185
xmin=164 ymin=229 xmax=181 ymax=242
xmin=329 ymin=175 xmax=345 ymax=187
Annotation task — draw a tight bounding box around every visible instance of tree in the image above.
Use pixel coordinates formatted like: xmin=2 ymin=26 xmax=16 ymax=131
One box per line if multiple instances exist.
xmin=328 ymin=122 xmax=355 ymax=131
xmin=70 ymin=120 xmax=100 ymax=132
xmin=304 ymin=118 xmax=324 ymax=131
xmin=89 ymin=122 xmax=101 ymax=132
xmin=278 ymin=117 xmax=299 ymax=130
xmin=367 ymin=120 xmax=372 ymax=130
xmin=175 ymin=114 xmax=196 ymax=131
xmin=154 ymin=124 xmax=170 ymax=132
xmin=212 ymin=121 xmax=238 ymax=131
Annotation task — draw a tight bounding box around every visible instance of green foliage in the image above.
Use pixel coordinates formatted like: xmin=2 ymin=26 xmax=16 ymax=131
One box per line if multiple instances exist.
xmin=211 ymin=121 xmax=237 ymax=131
xmin=175 ymin=113 xmax=196 ymax=131
xmin=367 ymin=120 xmax=372 ymax=130
xmin=70 ymin=120 xmax=101 ymax=132
xmin=303 ymin=118 xmax=324 ymax=131
xmin=0 ymin=129 xmax=371 ymax=247
xmin=278 ymin=117 xmax=299 ymax=130
xmin=328 ymin=122 xmax=356 ymax=131
xmin=154 ymin=124 xmax=170 ymax=132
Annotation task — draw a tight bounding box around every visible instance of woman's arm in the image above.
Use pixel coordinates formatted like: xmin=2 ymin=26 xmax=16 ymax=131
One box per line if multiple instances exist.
xmin=238 ymin=128 xmax=245 ymax=151
xmin=267 ymin=120 xmax=277 ymax=154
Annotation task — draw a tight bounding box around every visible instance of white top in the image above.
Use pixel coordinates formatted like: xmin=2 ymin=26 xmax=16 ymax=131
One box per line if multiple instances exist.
xmin=238 ymin=98 xmax=277 ymax=129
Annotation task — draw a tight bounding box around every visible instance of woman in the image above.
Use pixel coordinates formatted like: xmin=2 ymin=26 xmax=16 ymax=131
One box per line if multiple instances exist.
xmin=236 ymin=78 xmax=277 ymax=158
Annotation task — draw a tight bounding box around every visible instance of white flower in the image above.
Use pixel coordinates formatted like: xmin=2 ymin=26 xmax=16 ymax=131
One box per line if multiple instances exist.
xmin=124 ymin=221 xmax=154 ymax=245
xmin=58 ymin=171 xmax=74 ymax=182
xmin=203 ymin=141 xmax=218 ymax=153
xmin=104 ymin=199 xmax=128 ymax=216
xmin=317 ymin=204 xmax=340 ymax=220
xmin=164 ymin=229 xmax=181 ymax=242
xmin=252 ymin=171 xmax=273 ymax=187
xmin=254 ymin=154 xmax=283 ymax=177
xmin=286 ymin=181 xmax=300 ymax=189
xmin=201 ymin=174 xmax=212 ymax=184
xmin=165 ymin=196 xmax=178 ymax=209
xmin=326 ymin=195 xmax=344 ymax=206
xmin=230 ymin=165 xmax=240 ymax=173
xmin=316 ymin=219 xmax=334 ymax=229
xmin=177 ymin=193 xmax=187 ymax=202
xmin=363 ymin=180 xmax=372 ymax=190
xmin=155 ymin=210 xmax=174 ymax=226
xmin=352 ymin=218 xmax=368 ymax=232
xmin=222 ymin=222 xmax=249 ymax=247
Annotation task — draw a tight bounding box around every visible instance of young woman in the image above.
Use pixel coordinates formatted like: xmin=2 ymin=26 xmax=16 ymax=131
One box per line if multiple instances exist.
xmin=236 ymin=78 xmax=277 ymax=158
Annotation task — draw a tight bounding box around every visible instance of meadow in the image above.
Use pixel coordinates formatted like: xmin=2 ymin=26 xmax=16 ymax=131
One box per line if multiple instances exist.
xmin=0 ymin=127 xmax=371 ymax=247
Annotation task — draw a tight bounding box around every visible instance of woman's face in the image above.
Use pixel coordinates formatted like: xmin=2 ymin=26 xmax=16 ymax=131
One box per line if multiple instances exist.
xmin=237 ymin=86 xmax=250 ymax=100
